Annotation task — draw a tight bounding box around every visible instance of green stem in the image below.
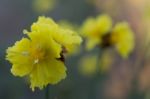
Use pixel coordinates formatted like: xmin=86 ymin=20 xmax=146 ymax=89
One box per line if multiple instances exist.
xmin=45 ymin=85 xmax=49 ymax=99
xmin=88 ymin=50 xmax=103 ymax=99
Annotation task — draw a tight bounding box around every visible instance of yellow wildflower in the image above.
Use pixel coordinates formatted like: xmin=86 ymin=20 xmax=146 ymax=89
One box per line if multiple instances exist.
xmin=78 ymin=55 xmax=98 ymax=76
xmin=99 ymin=50 xmax=114 ymax=73
xmin=110 ymin=22 xmax=134 ymax=58
xmin=6 ymin=16 xmax=82 ymax=91
xmin=32 ymin=0 xmax=56 ymax=13
xmin=81 ymin=14 xmax=112 ymax=50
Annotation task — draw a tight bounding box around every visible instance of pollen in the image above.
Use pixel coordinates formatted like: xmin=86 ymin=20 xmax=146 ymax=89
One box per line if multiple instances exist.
xmin=29 ymin=45 xmax=46 ymax=63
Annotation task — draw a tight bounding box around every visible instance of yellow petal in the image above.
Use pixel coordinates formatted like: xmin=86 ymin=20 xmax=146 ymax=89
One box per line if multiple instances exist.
xmin=96 ymin=14 xmax=112 ymax=35
xmin=6 ymin=38 xmax=33 ymax=76
xmin=111 ymin=22 xmax=134 ymax=58
xmin=27 ymin=30 xmax=62 ymax=59
xmin=52 ymin=28 xmax=82 ymax=52
xmin=30 ymin=59 xmax=67 ymax=91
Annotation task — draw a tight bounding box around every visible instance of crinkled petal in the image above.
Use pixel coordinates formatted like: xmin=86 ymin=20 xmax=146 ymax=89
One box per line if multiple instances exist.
xmin=52 ymin=29 xmax=82 ymax=52
xmin=31 ymin=16 xmax=58 ymax=32
xmin=6 ymin=38 xmax=33 ymax=76
xmin=29 ymin=59 xmax=67 ymax=91
xmin=27 ymin=31 xmax=62 ymax=59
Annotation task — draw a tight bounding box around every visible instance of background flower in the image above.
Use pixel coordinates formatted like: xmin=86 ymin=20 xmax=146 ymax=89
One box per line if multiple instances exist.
xmin=32 ymin=0 xmax=56 ymax=13
xmin=81 ymin=14 xmax=112 ymax=50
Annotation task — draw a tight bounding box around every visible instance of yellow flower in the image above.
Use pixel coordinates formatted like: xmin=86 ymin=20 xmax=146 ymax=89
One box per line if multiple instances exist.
xmin=27 ymin=16 xmax=82 ymax=55
xmin=110 ymin=22 xmax=134 ymax=58
xmin=6 ymin=16 xmax=82 ymax=91
xmin=81 ymin=14 xmax=112 ymax=50
xmin=99 ymin=50 xmax=114 ymax=73
xmin=32 ymin=0 xmax=56 ymax=13
xmin=78 ymin=55 xmax=98 ymax=76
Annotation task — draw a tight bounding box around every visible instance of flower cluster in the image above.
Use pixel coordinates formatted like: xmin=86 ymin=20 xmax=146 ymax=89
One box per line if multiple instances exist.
xmin=6 ymin=16 xmax=82 ymax=91
xmin=81 ymin=14 xmax=134 ymax=58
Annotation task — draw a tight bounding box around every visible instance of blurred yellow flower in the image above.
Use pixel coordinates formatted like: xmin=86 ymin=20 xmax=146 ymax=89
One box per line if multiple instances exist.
xmin=32 ymin=0 xmax=56 ymax=13
xmin=81 ymin=14 xmax=134 ymax=58
xmin=81 ymin=14 xmax=112 ymax=50
xmin=110 ymin=22 xmax=134 ymax=58
xmin=78 ymin=51 xmax=114 ymax=76
xmin=6 ymin=16 xmax=82 ymax=91
xmin=99 ymin=50 xmax=114 ymax=73
xmin=78 ymin=55 xmax=98 ymax=76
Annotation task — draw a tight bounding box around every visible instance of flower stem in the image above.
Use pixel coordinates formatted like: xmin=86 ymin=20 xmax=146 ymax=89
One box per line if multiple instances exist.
xmin=45 ymin=85 xmax=50 ymax=99
xmin=88 ymin=50 xmax=103 ymax=99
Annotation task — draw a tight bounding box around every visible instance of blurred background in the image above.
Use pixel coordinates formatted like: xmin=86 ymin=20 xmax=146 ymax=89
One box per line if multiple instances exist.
xmin=0 ymin=0 xmax=150 ymax=99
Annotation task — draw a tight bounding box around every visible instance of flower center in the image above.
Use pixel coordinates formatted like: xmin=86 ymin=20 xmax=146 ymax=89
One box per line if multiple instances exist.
xmin=30 ymin=45 xmax=46 ymax=64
